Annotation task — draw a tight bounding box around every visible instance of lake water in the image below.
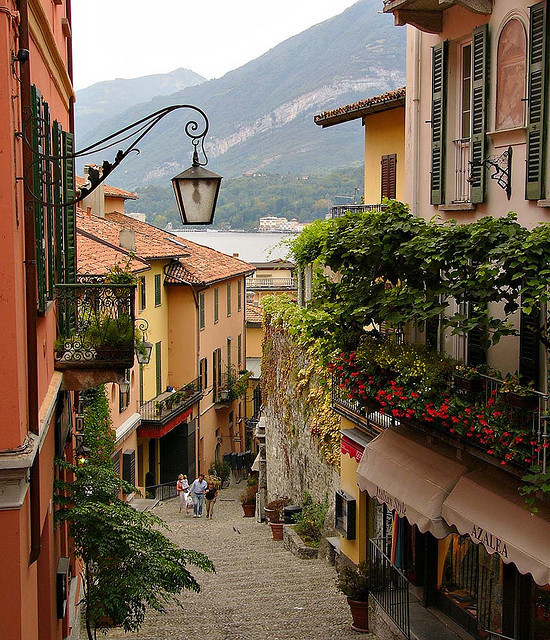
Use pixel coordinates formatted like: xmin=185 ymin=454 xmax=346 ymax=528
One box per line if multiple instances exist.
xmin=174 ymin=231 xmax=295 ymax=263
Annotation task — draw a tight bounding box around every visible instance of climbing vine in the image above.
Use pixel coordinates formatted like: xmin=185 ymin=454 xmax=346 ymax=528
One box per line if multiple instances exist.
xmin=262 ymin=295 xmax=340 ymax=468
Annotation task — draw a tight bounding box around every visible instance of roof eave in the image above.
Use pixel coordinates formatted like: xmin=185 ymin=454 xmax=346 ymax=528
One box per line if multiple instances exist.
xmin=315 ymin=97 xmax=406 ymax=128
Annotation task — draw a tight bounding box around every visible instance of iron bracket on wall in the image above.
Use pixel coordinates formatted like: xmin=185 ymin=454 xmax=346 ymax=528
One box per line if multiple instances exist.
xmin=469 ymin=146 xmax=512 ymax=200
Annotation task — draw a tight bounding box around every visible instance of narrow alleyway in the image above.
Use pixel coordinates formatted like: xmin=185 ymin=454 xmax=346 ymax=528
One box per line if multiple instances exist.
xmin=91 ymin=482 xmax=369 ymax=640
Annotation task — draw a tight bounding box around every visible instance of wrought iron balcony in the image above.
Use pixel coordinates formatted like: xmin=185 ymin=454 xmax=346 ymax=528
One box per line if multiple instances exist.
xmin=139 ymin=377 xmax=203 ymax=425
xmin=329 ymin=204 xmax=386 ymax=219
xmin=246 ymin=277 xmax=296 ymax=290
xmin=214 ymin=368 xmax=250 ymax=405
xmin=54 ymin=283 xmax=136 ymax=371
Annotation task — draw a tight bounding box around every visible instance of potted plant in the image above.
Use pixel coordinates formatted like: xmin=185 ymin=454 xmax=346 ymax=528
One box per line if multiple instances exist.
xmin=85 ymin=313 xmax=134 ymax=361
xmin=336 ymin=561 xmax=376 ymax=633
xmin=499 ymin=374 xmax=538 ymax=409
xmin=453 ymin=364 xmax=483 ymax=393
xmin=240 ymin=477 xmax=258 ymax=517
xmin=265 ymin=497 xmax=290 ymax=540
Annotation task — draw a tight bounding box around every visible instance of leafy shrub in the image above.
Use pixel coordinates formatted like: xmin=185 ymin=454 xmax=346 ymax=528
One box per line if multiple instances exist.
xmin=208 ymin=460 xmax=231 ymax=486
xmin=293 ymin=492 xmax=329 ymax=548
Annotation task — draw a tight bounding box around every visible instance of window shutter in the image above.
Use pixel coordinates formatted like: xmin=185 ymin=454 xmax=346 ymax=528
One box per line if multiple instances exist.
xmin=425 ymin=315 xmax=440 ymax=351
xmin=467 ymin=304 xmax=487 ymax=367
xmin=519 ymin=304 xmax=540 ymax=389
xmin=154 ymin=273 xmax=161 ymax=306
xmin=122 ymin=449 xmax=136 ymax=486
xmin=155 ymin=341 xmax=162 ymax=396
xmin=470 ymin=24 xmax=489 ymax=204
xmin=526 ymin=2 xmax=548 ymax=200
xmin=31 ymin=86 xmax=47 ymax=312
xmin=381 ymin=154 xmax=397 ymax=199
xmin=431 ymin=42 xmax=447 ymax=205
xmin=42 ymin=101 xmax=56 ymax=299
xmin=62 ymin=131 xmax=76 ymax=285
xmin=52 ymin=121 xmax=64 ymax=284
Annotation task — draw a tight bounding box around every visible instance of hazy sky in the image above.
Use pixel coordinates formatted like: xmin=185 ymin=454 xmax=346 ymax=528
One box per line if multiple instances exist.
xmin=72 ymin=1 xmax=359 ymax=90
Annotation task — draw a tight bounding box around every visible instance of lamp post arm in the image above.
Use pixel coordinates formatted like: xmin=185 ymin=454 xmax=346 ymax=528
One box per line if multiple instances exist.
xmin=19 ymin=104 xmax=211 ymax=206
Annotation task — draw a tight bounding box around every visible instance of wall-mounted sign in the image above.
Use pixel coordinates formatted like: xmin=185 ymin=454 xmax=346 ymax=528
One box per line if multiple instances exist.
xmin=341 ymin=435 xmax=364 ymax=462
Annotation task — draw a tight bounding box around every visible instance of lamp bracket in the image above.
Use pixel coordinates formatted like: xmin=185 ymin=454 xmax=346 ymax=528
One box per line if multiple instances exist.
xmin=18 ymin=104 xmax=210 ymax=208
xmin=468 ymin=146 xmax=512 ymax=200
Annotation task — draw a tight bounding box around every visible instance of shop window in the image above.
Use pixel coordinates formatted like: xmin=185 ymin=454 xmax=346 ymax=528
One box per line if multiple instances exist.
xmin=438 ymin=534 xmax=503 ymax=634
xmin=496 ymin=19 xmax=526 ymax=130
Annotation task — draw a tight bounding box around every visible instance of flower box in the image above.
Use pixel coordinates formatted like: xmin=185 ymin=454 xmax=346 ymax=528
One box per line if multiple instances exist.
xmin=499 ymin=391 xmax=538 ymax=410
xmin=453 ymin=375 xmax=483 ymax=393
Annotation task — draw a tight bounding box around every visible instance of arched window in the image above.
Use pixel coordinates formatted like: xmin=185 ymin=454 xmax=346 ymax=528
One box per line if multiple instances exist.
xmin=496 ymin=19 xmax=526 ymax=130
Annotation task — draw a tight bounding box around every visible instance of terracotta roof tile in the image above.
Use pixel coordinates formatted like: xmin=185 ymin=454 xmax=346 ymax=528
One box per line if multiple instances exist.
xmin=100 ymin=212 xmax=254 ymax=284
xmin=76 ymin=210 xmax=187 ymax=260
xmin=246 ymin=303 xmax=263 ymax=324
xmin=77 ymin=229 xmax=149 ymax=276
xmin=76 ymin=175 xmax=138 ymax=200
xmin=314 ymin=87 xmax=406 ymax=127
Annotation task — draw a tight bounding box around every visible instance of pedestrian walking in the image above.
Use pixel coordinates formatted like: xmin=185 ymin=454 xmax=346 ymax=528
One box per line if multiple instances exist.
xmin=205 ymin=481 xmax=219 ymax=519
xmin=188 ymin=473 xmax=208 ymax=517
xmin=176 ymin=474 xmax=189 ymax=514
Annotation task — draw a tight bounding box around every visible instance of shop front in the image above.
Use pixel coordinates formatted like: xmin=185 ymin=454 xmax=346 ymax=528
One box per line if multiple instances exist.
xmin=356 ymin=427 xmax=550 ymax=640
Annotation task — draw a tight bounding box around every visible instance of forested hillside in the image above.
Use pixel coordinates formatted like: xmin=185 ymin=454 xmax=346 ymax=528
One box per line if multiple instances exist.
xmin=126 ymin=165 xmax=365 ymax=229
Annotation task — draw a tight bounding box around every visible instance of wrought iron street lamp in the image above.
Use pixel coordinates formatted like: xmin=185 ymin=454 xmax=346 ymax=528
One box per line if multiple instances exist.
xmin=20 ymin=104 xmax=222 ymax=225
xmin=135 ymin=319 xmax=153 ymax=365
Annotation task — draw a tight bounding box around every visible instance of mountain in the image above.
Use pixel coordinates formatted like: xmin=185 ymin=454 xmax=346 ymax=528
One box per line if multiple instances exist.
xmin=75 ymin=68 xmax=207 ymax=141
xmin=76 ymin=0 xmax=405 ymax=187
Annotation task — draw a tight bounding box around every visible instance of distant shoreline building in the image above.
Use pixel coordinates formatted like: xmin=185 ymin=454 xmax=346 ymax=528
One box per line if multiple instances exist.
xmin=258 ymin=216 xmax=309 ymax=233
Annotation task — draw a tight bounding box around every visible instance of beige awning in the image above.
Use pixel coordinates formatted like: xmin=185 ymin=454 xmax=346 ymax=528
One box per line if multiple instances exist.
xmin=356 ymin=429 xmax=468 ymax=538
xmin=251 ymin=452 xmax=261 ymax=472
xmin=442 ymin=467 xmax=550 ymax=586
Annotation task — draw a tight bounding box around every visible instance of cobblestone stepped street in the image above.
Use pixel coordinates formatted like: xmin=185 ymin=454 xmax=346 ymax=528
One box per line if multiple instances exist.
xmin=97 ymin=482 xmax=372 ymax=640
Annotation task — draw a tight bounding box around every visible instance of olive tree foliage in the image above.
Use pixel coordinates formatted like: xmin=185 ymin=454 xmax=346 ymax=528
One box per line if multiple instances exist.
xmin=55 ymin=386 xmax=214 ymax=640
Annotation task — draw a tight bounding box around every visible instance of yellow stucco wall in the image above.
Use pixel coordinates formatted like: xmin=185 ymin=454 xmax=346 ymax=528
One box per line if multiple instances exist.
xmin=246 ymin=324 xmax=264 ymax=359
xmin=339 ymin=418 xmax=369 ymax=565
xmin=363 ymin=107 xmax=406 ymax=204
xmin=136 ymin=261 xmax=171 ymax=402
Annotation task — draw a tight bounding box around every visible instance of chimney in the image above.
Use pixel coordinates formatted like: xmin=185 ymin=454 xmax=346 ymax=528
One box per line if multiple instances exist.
xmin=119 ymin=228 xmax=135 ymax=252
xmin=86 ymin=206 xmax=92 ymax=217
xmin=233 ymin=252 xmax=239 ymax=257
xmin=81 ymin=164 xmax=105 ymax=218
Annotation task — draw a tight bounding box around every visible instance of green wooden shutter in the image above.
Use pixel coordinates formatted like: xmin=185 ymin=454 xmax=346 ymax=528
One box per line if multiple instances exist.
xmin=31 ymin=86 xmax=47 ymax=312
xmin=470 ymin=24 xmax=489 ymax=204
xmin=52 ymin=121 xmax=64 ymax=284
xmin=199 ymin=292 xmax=205 ymax=329
xmin=62 ymin=131 xmax=76 ymax=284
xmin=214 ymin=287 xmax=219 ymax=322
xmin=42 ymin=101 xmax=55 ymax=299
xmin=425 ymin=315 xmax=439 ymax=351
xmin=526 ymin=2 xmax=548 ymax=200
xmin=155 ymin=341 xmax=162 ymax=396
xmin=227 ymin=283 xmax=232 ymax=316
xmin=154 ymin=273 xmax=161 ymax=306
xmin=519 ymin=303 xmax=540 ymax=389
xmin=431 ymin=42 xmax=447 ymax=205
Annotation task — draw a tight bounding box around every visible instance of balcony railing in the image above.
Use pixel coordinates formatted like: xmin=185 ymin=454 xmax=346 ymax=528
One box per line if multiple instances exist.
xmin=369 ymin=537 xmax=411 ymax=639
xmin=140 ymin=377 xmax=202 ymax=424
xmin=246 ymin=277 xmax=296 ymax=289
xmin=54 ymin=283 xmax=135 ymax=370
xmin=452 ymin=137 xmax=471 ymax=203
xmin=332 ymin=370 xmax=550 ymax=473
xmin=214 ymin=369 xmax=250 ymax=405
xmin=332 ymin=372 xmax=396 ymax=433
xmin=329 ymin=203 xmax=386 ymax=219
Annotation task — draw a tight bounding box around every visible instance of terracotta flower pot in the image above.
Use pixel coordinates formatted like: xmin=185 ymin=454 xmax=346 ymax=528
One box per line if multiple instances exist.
xmin=347 ymin=597 xmax=369 ymax=632
xmin=242 ymin=502 xmax=255 ymax=517
xmin=269 ymin=522 xmax=284 ymax=540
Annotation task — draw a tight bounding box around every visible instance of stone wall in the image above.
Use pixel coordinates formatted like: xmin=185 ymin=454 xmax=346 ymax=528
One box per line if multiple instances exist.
xmin=262 ymin=325 xmax=340 ymax=507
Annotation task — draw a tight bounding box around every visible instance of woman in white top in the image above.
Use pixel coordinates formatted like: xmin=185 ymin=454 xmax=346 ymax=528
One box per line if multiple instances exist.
xmin=176 ymin=474 xmax=190 ymax=514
